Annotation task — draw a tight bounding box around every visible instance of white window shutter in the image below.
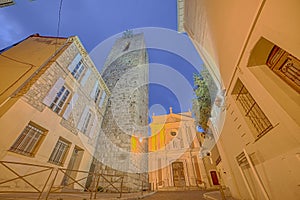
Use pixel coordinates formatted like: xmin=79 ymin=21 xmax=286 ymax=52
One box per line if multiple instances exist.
xmin=80 ymin=68 xmax=91 ymax=86
xmin=89 ymin=115 xmax=98 ymax=138
xmin=90 ymin=82 xmax=99 ymax=99
xmin=98 ymin=91 xmax=106 ymax=108
xmin=77 ymin=106 xmax=89 ymax=130
xmin=68 ymin=53 xmax=82 ymax=72
xmin=43 ymin=77 xmax=65 ymax=107
xmin=63 ymin=93 xmax=79 ymax=120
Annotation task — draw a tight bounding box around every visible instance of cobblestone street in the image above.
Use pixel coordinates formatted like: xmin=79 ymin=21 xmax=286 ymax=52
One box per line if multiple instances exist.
xmin=143 ymin=191 xmax=207 ymax=200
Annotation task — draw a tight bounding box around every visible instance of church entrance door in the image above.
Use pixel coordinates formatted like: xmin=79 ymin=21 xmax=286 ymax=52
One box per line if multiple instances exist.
xmin=172 ymin=162 xmax=186 ymax=187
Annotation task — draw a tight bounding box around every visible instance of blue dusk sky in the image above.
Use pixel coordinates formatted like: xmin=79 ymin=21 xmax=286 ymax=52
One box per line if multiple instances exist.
xmin=0 ymin=0 xmax=203 ymax=120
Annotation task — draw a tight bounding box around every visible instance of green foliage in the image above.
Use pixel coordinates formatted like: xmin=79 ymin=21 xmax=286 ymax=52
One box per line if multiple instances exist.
xmin=192 ymin=68 xmax=217 ymax=131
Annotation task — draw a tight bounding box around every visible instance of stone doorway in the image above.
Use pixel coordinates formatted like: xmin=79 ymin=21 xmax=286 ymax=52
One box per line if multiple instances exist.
xmin=172 ymin=162 xmax=186 ymax=187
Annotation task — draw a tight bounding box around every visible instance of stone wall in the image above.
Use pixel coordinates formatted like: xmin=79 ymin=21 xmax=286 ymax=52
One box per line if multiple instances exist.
xmin=93 ymin=33 xmax=149 ymax=191
xmin=22 ymin=37 xmax=109 ymax=146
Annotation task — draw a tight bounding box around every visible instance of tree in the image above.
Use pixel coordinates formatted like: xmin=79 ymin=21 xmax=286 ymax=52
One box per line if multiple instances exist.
xmin=192 ymin=68 xmax=217 ymax=131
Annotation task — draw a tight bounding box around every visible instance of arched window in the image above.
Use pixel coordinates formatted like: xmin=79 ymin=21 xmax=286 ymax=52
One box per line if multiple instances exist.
xmin=266 ymin=45 xmax=300 ymax=93
xmin=246 ymin=37 xmax=300 ymax=126
xmin=248 ymin=37 xmax=300 ymax=93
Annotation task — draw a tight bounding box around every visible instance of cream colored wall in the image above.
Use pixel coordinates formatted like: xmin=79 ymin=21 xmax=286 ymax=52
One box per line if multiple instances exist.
xmin=0 ymin=35 xmax=110 ymax=192
xmin=0 ymin=99 xmax=94 ymax=189
xmin=184 ymin=0 xmax=300 ymax=199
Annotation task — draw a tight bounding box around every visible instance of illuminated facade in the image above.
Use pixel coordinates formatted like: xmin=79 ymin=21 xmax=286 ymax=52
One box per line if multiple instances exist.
xmin=148 ymin=108 xmax=204 ymax=190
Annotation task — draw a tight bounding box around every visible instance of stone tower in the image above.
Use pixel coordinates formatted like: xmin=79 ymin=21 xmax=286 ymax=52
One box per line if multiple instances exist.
xmin=93 ymin=32 xmax=149 ymax=191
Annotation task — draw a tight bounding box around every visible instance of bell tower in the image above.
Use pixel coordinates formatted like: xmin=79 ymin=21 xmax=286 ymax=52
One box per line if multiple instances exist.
xmin=93 ymin=32 xmax=149 ymax=191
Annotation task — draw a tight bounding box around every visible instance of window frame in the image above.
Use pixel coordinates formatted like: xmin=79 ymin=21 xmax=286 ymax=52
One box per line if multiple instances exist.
xmin=50 ymin=85 xmax=71 ymax=115
xmin=82 ymin=111 xmax=92 ymax=135
xmin=98 ymin=91 xmax=107 ymax=108
xmin=9 ymin=122 xmax=47 ymax=157
xmin=232 ymin=79 xmax=273 ymax=139
xmin=48 ymin=138 xmax=71 ymax=166
xmin=266 ymin=45 xmax=300 ymax=93
xmin=71 ymin=60 xmax=86 ymax=80
xmin=94 ymin=84 xmax=101 ymax=103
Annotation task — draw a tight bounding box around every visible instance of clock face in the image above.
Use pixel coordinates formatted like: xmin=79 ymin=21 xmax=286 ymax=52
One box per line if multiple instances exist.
xmin=170 ymin=131 xmax=177 ymax=136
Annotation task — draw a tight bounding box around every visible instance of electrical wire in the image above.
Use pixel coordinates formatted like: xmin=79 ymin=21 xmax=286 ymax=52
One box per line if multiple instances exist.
xmin=55 ymin=0 xmax=63 ymax=50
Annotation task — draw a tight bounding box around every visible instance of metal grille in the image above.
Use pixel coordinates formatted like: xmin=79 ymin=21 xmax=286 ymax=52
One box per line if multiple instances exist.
xmin=232 ymin=79 xmax=273 ymax=138
xmin=48 ymin=139 xmax=70 ymax=166
xmin=10 ymin=123 xmax=45 ymax=156
xmin=236 ymin=152 xmax=249 ymax=167
xmin=267 ymin=45 xmax=300 ymax=93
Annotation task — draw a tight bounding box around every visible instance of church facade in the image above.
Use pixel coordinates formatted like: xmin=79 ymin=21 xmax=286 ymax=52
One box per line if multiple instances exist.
xmin=148 ymin=108 xmax=205 ymax=190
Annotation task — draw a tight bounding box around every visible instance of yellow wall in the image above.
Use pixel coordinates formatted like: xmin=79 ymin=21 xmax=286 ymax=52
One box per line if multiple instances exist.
xmin=0 ymin=36 xmax=68 ymax=117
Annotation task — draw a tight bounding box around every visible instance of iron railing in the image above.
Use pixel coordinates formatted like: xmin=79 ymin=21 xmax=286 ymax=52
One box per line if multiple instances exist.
xmin=0 ymin=160 xmax=149 ymax=200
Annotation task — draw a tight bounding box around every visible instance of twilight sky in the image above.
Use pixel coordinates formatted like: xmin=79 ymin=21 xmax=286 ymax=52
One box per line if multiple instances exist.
xmin=0 ymin=0 xmax=203 ymax=119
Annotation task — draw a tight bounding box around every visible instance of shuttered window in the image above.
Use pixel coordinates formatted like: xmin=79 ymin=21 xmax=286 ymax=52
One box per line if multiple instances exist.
xmin=71 ymin=60 xmax=85 ymax=80
xmin=98 ymin=91 xmax=106 ymax=108
xmin=50 ymin=86 xmax=70 ymax=114
xmin=63 ymin=93 xmax=79 ymax=120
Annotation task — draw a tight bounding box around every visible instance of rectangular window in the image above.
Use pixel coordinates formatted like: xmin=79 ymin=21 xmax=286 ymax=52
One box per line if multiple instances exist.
xmin=232 ymin=79 xmax=273 ymax=138
xmin=94 ymin=85 xmax=101 ymax=103
xmin=10 ymin=122 xmax=47 ymax=157
xmin=98 ymin=91 xmax=106 ymax=108
xmin=71 ymin=60 xmax=85 ymax=80
xmin=82 ymin=111 xmax=92 ymax=134
xmin=50 ymin=85 xmax=70 ymax=114
xmin=48 ymin=138 xmax=70 ymax=166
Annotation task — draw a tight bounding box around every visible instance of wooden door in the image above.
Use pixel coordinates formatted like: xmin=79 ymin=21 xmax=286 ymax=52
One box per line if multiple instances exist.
xmin=210 ymin=171 xmax=219 ymax=185
xmin=172 ymin=162 xmax=186 ymax=187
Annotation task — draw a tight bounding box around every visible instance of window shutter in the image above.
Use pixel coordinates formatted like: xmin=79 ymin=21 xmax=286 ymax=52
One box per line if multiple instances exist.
xmin=77 ymin=106 xmax=89 ymax=131
xmin=68 ymin=53 xmax=82 ymax=72
xmin=90 ymin=82 xmax=99 ymax=99
xmin=63 ymin=93 xmax=79 ymax=120
xmin=43 ymin=77 xmax=65 ymax=107
xmin=98 ymin=91 xmax=106 ymax=108
xmin=80 ymin=68 xmax=91 ymax=86
xmin=89 ymin=115 xmax=98 ymax=138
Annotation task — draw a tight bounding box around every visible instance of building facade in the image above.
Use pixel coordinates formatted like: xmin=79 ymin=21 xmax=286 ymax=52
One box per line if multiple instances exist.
xmin=0 ymin=34 xmax=109 ymax=191
xmin=91 ymin=32 xmax=149 ymax=192
xmin=183 ymin=0 xmax=300 ymax=199
xmin=148 ymin=108 xmax=205 ymax=190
